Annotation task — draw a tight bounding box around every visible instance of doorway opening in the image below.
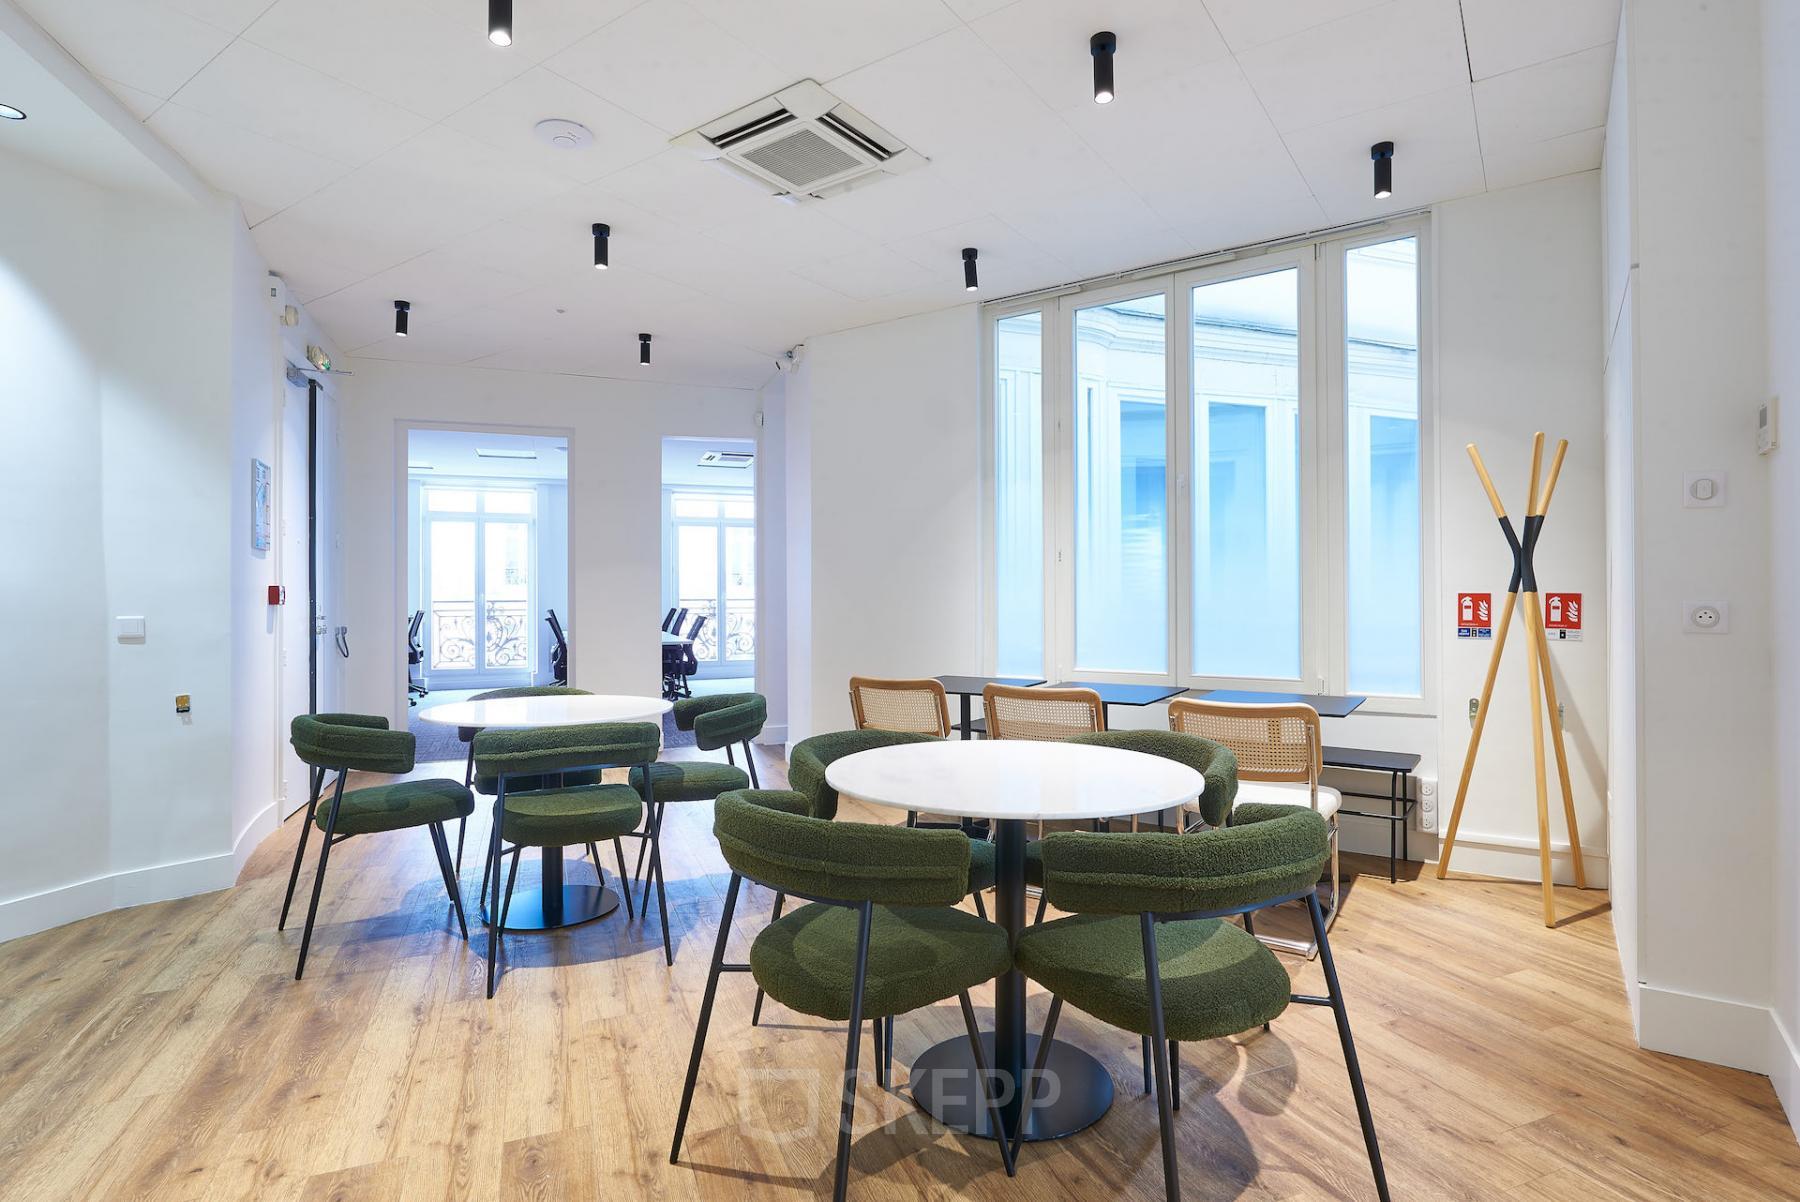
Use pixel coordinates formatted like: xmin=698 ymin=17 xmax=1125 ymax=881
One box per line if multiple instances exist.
xmin=661 ymin=437 xmax=755 ymax=699
xmin=405 ymin=428 xmax=570 ymax=758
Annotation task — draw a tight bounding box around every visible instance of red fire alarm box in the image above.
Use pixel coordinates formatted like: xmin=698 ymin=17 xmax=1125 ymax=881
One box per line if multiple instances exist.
xmin=1544 ymin=592 xmax=1581 ymax=640
xmin=268 ymin=585 xmax=286 ymax=605
xmin=1456 ymin=592 xmax=1493 ymax=639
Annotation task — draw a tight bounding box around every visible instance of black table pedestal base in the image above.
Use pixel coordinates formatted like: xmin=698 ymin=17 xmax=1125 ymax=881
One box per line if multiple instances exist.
xmin=910 ymin=1032 xmax=1114 ymax=1143
xmin=498 ymin=884 xmax=620 ymax=931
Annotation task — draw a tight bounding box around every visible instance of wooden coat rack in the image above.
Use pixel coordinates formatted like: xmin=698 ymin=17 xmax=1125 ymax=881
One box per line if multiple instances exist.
xmin=1435 ymin=431 xmax=1586 ymax=927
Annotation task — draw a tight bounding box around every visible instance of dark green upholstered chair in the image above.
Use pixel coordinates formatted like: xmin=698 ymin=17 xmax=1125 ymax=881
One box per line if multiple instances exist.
xmin=472 ymin=721 xmax=663 ymax=995
xmin=671 ymin=791 xmax=1015 ymax=1201
xmin=750 ymin=727 xmax=998 ymax=1029
xmin=451 ymin=686 xmax=594 ymax=884
xmin=624 ymin=692 xmax=766 ymax=889
xmin=1010 ymin=805 xmax=1390 ymax=1202
xmin=281 ymin=714 xmax=474 ymax=980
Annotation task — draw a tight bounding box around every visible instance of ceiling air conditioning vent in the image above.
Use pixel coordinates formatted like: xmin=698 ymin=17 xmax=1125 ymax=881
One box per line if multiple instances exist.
xmin=699 ymin=450 xmax=755 ymax=470
xmin=674 ymin=80 xmax=925 ymax=203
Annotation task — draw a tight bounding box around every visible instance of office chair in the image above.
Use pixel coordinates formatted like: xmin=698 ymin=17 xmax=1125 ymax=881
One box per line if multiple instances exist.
xmin=546 ymin=609 xmax=569 ymax=686
xmin=406 ymin=610 xmax=428 ymax=703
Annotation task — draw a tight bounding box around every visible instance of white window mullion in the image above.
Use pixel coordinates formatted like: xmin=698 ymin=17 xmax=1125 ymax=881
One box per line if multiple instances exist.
xmin=1319 ymin=241 xmax=1350 ymax=695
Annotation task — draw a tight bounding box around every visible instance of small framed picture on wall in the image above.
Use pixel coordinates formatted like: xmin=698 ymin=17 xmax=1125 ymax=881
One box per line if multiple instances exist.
xmin=251 ymin=458 xmax=272 ymax=552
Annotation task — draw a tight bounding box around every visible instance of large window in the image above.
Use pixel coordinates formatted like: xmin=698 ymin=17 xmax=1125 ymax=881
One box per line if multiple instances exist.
xmin=987 ymin=225 xmax=1428 ymax=703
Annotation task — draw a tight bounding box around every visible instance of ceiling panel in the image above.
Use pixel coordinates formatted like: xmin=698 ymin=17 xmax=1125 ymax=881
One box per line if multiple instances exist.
xmin=147 ymin=102 xmax=351 ymax=219
xmin=168 ymin=39 xmax=430 ymax=164
xmin=793 ymin=244 xmax=939 ymax=301
xmin=1482 ymin=126 xmax=1604 ymax=192
xmin=1202 ymin=0 xmax=1390 ymax=54
xmin=688 ymin=0 xmax=960 ymax=83
xmin=1280 ymin=82 xmax=1485 ymax=223
xmin=545 ymin=0 xmax=794 ymax=135
xmin=969 ymin=0 xmax=1231 ymax=112
xmin=161 ymin=0 xmax=272 ymax=36
xmin=1473 ymin=44 xmax=1612 ymax=149
xmin=97 ymin=76 xmax=165 ymax=121
xmin=28 ymin=0 xmax=235 ymax=100
xmin=241 ymin=0 xmax=530 ymax=122
xmin=1236 ymin=0 xmax=1469 ymax=133
xmin=1460 ymin=0 xmax=1619 ymax=81
xmin=441 ymin=67 xmax=668 ymax=184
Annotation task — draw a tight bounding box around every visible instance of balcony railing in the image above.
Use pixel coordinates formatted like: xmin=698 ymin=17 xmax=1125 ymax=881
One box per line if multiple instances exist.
xmin=430 ymin=599 xmax=532 ymax=672
xmin=676 ymin=598 xmax=755 ymax=664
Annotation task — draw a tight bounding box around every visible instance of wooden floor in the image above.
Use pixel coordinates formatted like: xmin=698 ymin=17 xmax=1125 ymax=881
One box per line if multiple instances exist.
xmin=2 ymin=744 xmax=1796 ymax=1202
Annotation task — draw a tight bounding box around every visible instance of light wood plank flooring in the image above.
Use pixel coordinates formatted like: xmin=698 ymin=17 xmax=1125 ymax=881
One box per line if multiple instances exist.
xmin=1 ymin=743 xmax=1795 ymax=1201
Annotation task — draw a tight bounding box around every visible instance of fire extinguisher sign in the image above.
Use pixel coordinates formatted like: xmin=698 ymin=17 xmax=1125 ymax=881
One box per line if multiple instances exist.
xmin=1456 ymin=593 xmax=1493 ymax=639
xmin=1544 ymin=592 xmax=1583 ymax=641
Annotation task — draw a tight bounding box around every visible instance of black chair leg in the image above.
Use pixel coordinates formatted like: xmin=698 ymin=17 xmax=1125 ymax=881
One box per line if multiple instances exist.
xmin=632 ymin=821 xmax=650 ymax=887
xmin=1244 ymin=911 xmax=1272 ymax=1032
xmin=1033 ymin=891 xmax=1048 ymax=926
xmin=831 ymin=904 xmax=874 ymax=1202
xmin=744 ymin=742 xmax=760 ymax=788
xmin=1171 ymin=1041 xmax=1181 ymax=1111
xmin=671 ymin=874 xmax=742 ymax=1165
xmin=613 ymin=838 xmax=636 ymax=919
xmin=278 ymin=768 xmax=323 ymax=930
xmin=751 ymin=890 xmax=785 ymax=1026
xmin=486 ymin=795 xmax=505 ymax=999
xmin=1311 ymin=893 xmax=1391 ymax=1201
xmin=1009 ymin=995 xmax=1063 ymax=1168
xmin=294 ymin=773 xmax=347 ymax=980
xmin=500 ymin=847 xmax=522 ymax=932
xmin=427 ymin=823 xmax=469 ymax=940
xmin=1142 ymin=1036 xmax=1152 ymax=1094
xmin=455 ymin=743 xmax=475 ymax=874
xmin=959 ymin=991 xmax=1016 ymax=1176
xmin=1141 ymin=914 xmax=1180 ymax=1202
xmin=646 ymin=798 xmax=673 ymax=965
xmin=586 ymin=841 xmax=601 ymax=873
xmin=872 ymin=1014 xmax=887 ymax=1089
xmin=972 ymin=890 xmax=987 ymax=920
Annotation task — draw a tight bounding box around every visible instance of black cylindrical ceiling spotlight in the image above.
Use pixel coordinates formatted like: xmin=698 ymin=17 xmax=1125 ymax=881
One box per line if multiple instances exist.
xmin=962 ymin=247 xmax=979 ymax=292
xmin=592 ymin=222 xmax=610 ymax=270
xmin=639 ymin=332 xmax=652 ymax=366
xmin=1371 ymin=140 xmax=1395 ymax=199
xmin=488 ymin=0 xmax=512 ymax=46
xmin=394 ymin=299 xmax=410 ymax=337
xmin=1091 ymin=32 xmax=1117 ymax=103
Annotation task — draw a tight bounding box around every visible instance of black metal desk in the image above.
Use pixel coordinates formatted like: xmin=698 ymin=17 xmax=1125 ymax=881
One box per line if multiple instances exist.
xmin=934 ymin=675 xmax=1045 ymax=739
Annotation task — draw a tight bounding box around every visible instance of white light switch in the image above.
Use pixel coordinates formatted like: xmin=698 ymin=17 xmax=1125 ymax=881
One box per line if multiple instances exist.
xmin=1683 ymin=471 xmax=1726 ymax=508
xmin=116 ymin=616 xmax=146 ymax=642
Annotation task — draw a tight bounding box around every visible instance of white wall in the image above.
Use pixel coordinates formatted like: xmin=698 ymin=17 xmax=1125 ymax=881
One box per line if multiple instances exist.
xmin=336 ymin=360 xmax=761 ymax=725
xmin=753 ymin=377 xmax=788 ymax=743
xmin=1762 ymin=0 xmax=1800 ymax=1134
xmin=784 ymin=306 xmax=986 ymax=741
xmin=1603 ymin=0 xmax=1777 ymax=1077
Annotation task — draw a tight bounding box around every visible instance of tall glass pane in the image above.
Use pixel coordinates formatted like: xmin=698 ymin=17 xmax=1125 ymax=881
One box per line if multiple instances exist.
xmin=1074 ymin=293 xmax=1167 ymax=672
xmin=677 ymin=524 xmax=720 ymax=663
xmin=1191 ymin=269 xmax=1301 ymax=678
xmin=1345 ymin=237 xmax=1421 ymax=695
xmin=483 ymin=521 xmax=530 ymax=670
xmin=428 ymin=519 xmax=475 ymax=670
xmin=723 ymin=524 xmax=755 ymax=663
xmin=995 ymin=312 xmax=1044 ymax=677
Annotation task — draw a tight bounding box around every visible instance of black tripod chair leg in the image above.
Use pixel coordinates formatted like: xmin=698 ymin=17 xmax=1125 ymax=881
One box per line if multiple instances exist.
xmin=278 ymin=767 xmax=323 ymax=930
xmin=1009 ymin=995 xmax=1063 ymax=1168
xmin=751 ymin=890 xmax=786 ymax=1026
xmin=1141 ymin=914 xmax=1180 ymax=1202
xmin=427 ymin=823 xmax=469 ymax=939
xmin=499 ymin=847 xmax=522 ymax=932
xmin=485 ymin=796 xmax=505 ymax=999
xmin=645 ymin=797 xmax=673 ymax=965
xmin=294 ymin=773 xmax=348 ymax=980
xmin=613 ymin=838 xmax=636 ymax=920
xmin=958 ymin=991 xmax=1016 ymax=1176
xmin=972 ymin=890 xmax=988 ymax=920
xmin=830 ymin=904 xmax=873 ymax=1202
xmin=671 ymin=875 xmax=743 ymax=1164
xmin=1311 ymin=893 xmax=1391 ymax=1202
xmin=744 ymin=743 xmax=760 ymax=788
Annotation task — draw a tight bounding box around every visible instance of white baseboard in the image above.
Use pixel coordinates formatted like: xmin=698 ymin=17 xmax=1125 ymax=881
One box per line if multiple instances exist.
xmin=232 ymin=799 xmax=280 ymax=876
xmin=1639 ymin=984 xmax=1776 ymax=1076
xmin=756 ymin=724 xmax=787 ymax=747
xmin=0 ymin=850 xmax=237 ymax=946
xmin=1771 ymin=1008 xmax=1800 ymax=1144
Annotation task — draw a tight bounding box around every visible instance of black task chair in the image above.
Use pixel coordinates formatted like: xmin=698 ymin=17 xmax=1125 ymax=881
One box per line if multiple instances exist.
xmin=545 ymin=609 xmax=569 ymax=686
xmin=661 ymin=607 xmax=678 ymax=632
xmin=676 ymin=614 xmax=707 ymax=698
xmin=406 ymin=610 xmax=428 ymax=703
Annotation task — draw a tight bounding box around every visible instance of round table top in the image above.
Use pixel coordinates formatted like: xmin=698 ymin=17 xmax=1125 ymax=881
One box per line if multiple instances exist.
xmin=825 ymin=739 xmax=1203 ymax=823
xmin=417 ymin=694 xmax=673 ymax=729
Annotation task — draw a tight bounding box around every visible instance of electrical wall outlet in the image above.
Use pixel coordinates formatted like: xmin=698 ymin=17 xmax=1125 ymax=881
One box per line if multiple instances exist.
xmin=1684 ymin=602 xmax=1730 ymax=633
xmin=1417 ymin=777 xmax=1438 ymax=832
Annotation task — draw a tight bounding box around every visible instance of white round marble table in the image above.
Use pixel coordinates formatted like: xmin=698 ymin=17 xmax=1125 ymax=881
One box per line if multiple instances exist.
xmin=419 ymin=694 xmax=672 ymax=930
xmin=826 ymin=740 xmax=1203 ymax=1144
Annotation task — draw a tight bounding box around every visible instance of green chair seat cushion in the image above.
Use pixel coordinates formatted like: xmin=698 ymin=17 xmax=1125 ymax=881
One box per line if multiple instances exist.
xmin=751 ymin=903 xmax=1012 ymax=1021
xmin=966 ymin=839 xmax=1044 ymax=894
xmin=499 ymin=783 xmax=644 ymax=847
xmin=315 ymin=778 xmax=473 ymax=836
xmin=1015 ymin=913 xmax=1291 ymax=1042
xmin=628 ymin=760 xmax=750 ymax=802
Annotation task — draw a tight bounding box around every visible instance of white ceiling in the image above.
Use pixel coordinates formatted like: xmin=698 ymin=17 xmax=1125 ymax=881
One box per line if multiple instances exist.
xmin=12 ymin=0 xmax=1619 ymax=390
xmin=406 ymin=429 xmax=568 ymax=479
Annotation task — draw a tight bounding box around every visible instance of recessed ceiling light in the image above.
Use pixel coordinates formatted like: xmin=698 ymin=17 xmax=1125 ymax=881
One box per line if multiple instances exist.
xmin=962 ymin=247 xmax=979 ymax=292
xmin=488 ymin=0 xmax=512 ymax=46
xmin=1371 ymin=141 xmax=1395 ymax=199
xmin=0 ymin=104 xmax=25 ymax=121
xmin=1091 ymin=33 xmax=1117 ymax=104
xmin=394 ymin=299 xmax=410 ymax=336
xmin=475 ymin=448 xmax=538 ymax=460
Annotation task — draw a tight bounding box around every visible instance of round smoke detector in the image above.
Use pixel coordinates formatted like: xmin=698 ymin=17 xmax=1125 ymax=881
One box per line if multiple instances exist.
xmin=533 ymin=119 xmax=594 ymax=151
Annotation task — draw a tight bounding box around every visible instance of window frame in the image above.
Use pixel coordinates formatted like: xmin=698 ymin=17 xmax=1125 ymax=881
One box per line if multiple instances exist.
xmin=980 ymin=217 xmax=1436 ymax=715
